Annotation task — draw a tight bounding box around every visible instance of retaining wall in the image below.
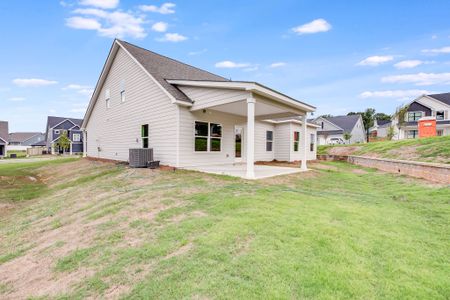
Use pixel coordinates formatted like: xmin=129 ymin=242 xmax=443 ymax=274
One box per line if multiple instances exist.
xmin=318 ymin=155 xmax=450 ymax=184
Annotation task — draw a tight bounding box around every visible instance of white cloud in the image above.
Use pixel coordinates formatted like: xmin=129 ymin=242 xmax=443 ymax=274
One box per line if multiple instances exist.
xmin=270 ymin=62 xmax=286 ymax=68
xmin=357 ymin=55 xmax=394 ymax=66
xmin=421 ymin=46 xmax=450 ymax=54
xmin=394 ymin=60 xmax=423 ymax=69
xmin=157 ymin=33 xmax=187 ymax=42
xmin=188 ymin=49 xmax=207 ymax=56
xmin=359 ymin=89 xmax=432 ymax=99
xmin=63 ymin=84 xmax=94 ymax=96
xmin=139 ymin=3 xmax=175 ymax=14
xmin=7 ymin=97 xmax=26 ymax=102
xmin=292 ymin=19 xmax=331 ymax=35
xmin=215 ymin=61 xmax=251 ymax=68
xmin=67 ymin=8 xmax=146 ymax=38
xmin=79 ymin=0 xmax=119 ymax=9
xmin=382 ymin=72 xmax=450 ymax=86
xmin=13 ymin=78 xmax=58 ymax=87
xmin=151 ymin=21 xmax=168 ymax=32
xmin=66 ymin=16 xmax=102 ymax=30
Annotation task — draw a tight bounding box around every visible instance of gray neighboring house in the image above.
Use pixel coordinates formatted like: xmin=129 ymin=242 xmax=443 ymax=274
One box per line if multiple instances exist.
xmin=45 ymin=116 xmax=84 ymax=154
xmin=313 ymin=115 xmax=366 ymax=145
xmin=8 ymin=132 xmax=45 ymax=146
xmin=0 ymin=121 xmax=8 ymax=158
xmin=81 ymin=39 xmax=318 ymax=178
xmin=369 ymin=119 xmax=392 ymax=139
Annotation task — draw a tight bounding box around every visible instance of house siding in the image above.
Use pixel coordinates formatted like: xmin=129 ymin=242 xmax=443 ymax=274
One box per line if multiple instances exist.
xmin=84 ymin=47 xmax=178 ymax=164
xmin=290 ymin=124 xmax=317 ymax=161
xmin=255 ymin=121 xmax=275 ymax=161
xmin=349 ymin=117 xmax=366 ymax=144
xmin=178 ymin=86 xmax=249 ymax=109
xmin=274 ymin=123 xmax=291 ymax=161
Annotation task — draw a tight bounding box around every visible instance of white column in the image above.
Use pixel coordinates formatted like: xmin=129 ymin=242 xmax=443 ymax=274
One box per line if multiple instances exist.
xmin=82 ymin=130 xmax=87 ymax=157
xmin=246 ymin=97 xmax=256 ymax=179
xmin=300 ymin=114 xmax=308 ymax=170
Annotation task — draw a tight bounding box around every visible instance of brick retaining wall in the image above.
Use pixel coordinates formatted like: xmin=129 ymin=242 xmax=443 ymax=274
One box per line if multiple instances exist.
xmin=318 ymin=155 xmax=450 ymax=184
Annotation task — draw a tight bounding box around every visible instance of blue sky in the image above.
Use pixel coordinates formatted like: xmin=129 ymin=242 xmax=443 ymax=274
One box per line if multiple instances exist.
xmin=1 ymin=0 xmax=450 ymax=132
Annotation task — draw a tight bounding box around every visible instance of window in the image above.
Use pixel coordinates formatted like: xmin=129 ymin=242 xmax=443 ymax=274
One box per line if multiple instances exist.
xmin=54 ymin=129 xmax=60 ymax=135
xmin=437 ymin=129 xmax=443 ymax=136
xmin=141 ymin=124 xmax=149 ymax=148
xmin=105 ymin=89 xmax=111 ymax=108
xmin=407 ymin=130 xmax=418 ymax=139
xmin=73 ymin=133 xmax=81 ymax=142
xmin=195 ymin=121 xmax=222 ymax=152
xmin=120 ymin=80 xmax=125 ymax=103
xmin=436 ymin=111 xmax=445 ymax=120
xmin=407 ymin=111 xmax=422 ymax=122
xmin=293 ymin=131 xmax=299 ymax=152
xmin=321 ymin=122 xmax=324 ymax=129
xmin=310 ymin=134 xmax=315 ymax=151
xmin=266 ymin=131 xmax=273 ymax=151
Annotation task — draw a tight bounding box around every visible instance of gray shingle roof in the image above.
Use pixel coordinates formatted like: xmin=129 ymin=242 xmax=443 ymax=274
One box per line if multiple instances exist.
xmin=0 ymin=121 xmax=8 ymax=143
xmin=118 ymin=40 xmax=228 ymax=103
xmin=324 ymin=115 xmax=361 ymax=133
xmin=428 ymin=93 xmax=450 ymax=106
xmin=377 ymin=119 xmax=391 ymax=126
xmin=317 ymin=129 xmax=344 ymax=135
xmin=47 ymin=116 xmax=83 ymax=129
xmin=8 ymin=132 xmax=42 ymax=143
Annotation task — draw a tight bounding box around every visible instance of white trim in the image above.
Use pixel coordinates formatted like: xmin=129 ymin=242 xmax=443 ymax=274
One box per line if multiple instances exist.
xmin=313 ymin=116 xmax=345 ymax=131
xmin=266 ymin=119 xmax=320 ymax=128
xmin=0 ymin=136 xmax=7 ymax=143
xmin=51 ymin=119 xmax=78 ymax=130
xmin=167 ymin=79 xmax=315 ymax=112
xmin=246 ymin=97 xmax=255 ymax=179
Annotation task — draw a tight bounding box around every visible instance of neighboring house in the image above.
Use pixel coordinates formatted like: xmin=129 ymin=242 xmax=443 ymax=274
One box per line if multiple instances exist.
xmin=81 ymin=39 xmax=317 ymax=178
xmin=8 ymin=132 xmax=45 ymax=147
xmin=0 ymin=121 xmax=8 ymax=158
xmin=45 ymin=116 xmax=84 ymax=154
xmin=313 ymin=115 xmax=366 ymax=145
xmin=392 ymin=93 xmax=450 ymax=139
xmin=369 ymin=119 xmax=392 ymax=139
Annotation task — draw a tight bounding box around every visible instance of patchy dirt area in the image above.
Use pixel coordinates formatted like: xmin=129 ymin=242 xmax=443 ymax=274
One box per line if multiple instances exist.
xmin=327 ymin=146 xmax=362 ymax=156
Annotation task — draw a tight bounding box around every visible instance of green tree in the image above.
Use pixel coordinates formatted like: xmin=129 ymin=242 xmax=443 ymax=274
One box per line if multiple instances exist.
xmin=387 ymin=126 xmax=395 ymax=141
xmin=53 ymin=130 xmax=71 ymax=154
xmin=343 ymin=132 xmax=352 ymax=144
xmin=374 ymin=112 xmax=391 ymax=121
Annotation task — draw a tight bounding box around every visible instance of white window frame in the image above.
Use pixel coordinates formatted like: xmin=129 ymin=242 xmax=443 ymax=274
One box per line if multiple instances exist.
xmin=437 ymin=129 xmax=443 ymax=136
xmin=105 ymin=89 xmax=111 ymax=109
xmin=436 ymin=110 xmax=445 ymax=120
xmin=293 ymin=131 xmax=300 ymax=152
xmin=120 ymin=80 xmax=125 ymax=103
xmin=54 ymin=129 xmax=60 ymax=135
xmin=72 ymin=133 xmax=81 ymax=142
xmin=266 ymin=130 xmax=273 ymax=152
xmin=407 ymin=111 xmax=423 ymax=122
xmin=194 ymin=121 xmax=222 ymax=152
xmin=310 ymin=133 xmax=315 ymax=152
xmin=407 ymin=130 xmax=418 ymax=139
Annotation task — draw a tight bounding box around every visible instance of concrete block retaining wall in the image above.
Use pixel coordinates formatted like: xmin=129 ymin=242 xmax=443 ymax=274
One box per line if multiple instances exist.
xmin=318 ymin=155 xmax=450 ymax=184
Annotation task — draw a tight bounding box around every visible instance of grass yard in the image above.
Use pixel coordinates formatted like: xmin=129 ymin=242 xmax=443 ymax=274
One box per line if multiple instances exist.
xmin=318 ymin=135 xmax=450 ymax=164
xmin=3 ymin=150 xmax=27 ymax=159
xmin=0 ymin=158 xmax=449 ymax=299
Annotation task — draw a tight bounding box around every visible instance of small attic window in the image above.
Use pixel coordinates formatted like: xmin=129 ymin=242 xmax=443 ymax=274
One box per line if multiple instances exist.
xmin=120 ymin=80 xmax=125 ymax=103
xmin=105 ymin=89 xmax=111 ymax=108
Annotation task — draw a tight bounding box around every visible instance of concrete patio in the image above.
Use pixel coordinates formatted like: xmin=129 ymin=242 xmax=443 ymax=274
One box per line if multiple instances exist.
xmin=182 ymin=163 xmax=306 ymax=179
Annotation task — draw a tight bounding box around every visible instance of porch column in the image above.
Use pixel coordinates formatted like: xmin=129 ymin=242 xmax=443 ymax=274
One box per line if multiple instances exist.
xmin=300 ymin=114 xmax=308 ymax=170
xmin=82 ymin=130 xmax=87 ymax=157
xmin=69 ymin=142 xmax=73 ymax=156
xmin=246 ymin=97 xmax=255 ymax=179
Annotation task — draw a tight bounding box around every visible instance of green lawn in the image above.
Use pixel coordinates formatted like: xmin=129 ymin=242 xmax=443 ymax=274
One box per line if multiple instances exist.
xmin=4 ymin=150 xmax=27 ymax=159
xmin=0 ymin=159 xmax=449 ymax=299
xmin=318 ymin=135 xmax=450 ymax=163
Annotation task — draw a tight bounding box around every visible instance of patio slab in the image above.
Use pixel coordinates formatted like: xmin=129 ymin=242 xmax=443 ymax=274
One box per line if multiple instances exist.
xmin=182 ymin=163 xmax=306 ymax=179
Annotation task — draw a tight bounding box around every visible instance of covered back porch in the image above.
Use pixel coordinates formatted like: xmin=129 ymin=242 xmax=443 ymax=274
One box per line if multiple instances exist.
xmin=170 ymin=80 xmax=316 ymax=179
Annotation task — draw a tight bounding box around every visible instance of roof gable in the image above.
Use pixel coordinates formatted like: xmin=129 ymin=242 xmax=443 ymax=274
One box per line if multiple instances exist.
xmin=324 ymin=115 xmax=361 ymax=133
xmin=118 ymin=40 xmax=228 ymax=103
xmin=8 ymin=132 xmax=41 ymax=143
xmin=47 ymin=116 xmax=83 ymax=129
xmin=427 ymin=93 xmax=450 ymax=106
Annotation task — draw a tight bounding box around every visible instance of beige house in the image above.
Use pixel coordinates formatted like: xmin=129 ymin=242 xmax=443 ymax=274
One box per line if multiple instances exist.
xmin=82 ymin=40 xmax=317 ymax=179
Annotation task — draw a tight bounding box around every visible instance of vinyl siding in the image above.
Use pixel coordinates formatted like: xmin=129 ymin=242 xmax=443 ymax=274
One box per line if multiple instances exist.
xmin=178 ymin=86 xmax=249 ymax=109
xmin=349 ymin=117 xmax=366 ymax=143
xmin=177 ymin=108 xmax=247 ymax=167
xmin=274 ymin=123 xmax=291 ymax=161
xmin=254 ymin=122 xmax=275 ymax=161
xmin=289 ymin=124 xmax=317 ymax=161
xmin=85 ymin=47 xmax=177 ymax=164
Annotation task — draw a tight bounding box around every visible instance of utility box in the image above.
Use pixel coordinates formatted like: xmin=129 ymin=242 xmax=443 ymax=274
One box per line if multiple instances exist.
xmin=418 ymin=117 xmax=436 ymax=138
